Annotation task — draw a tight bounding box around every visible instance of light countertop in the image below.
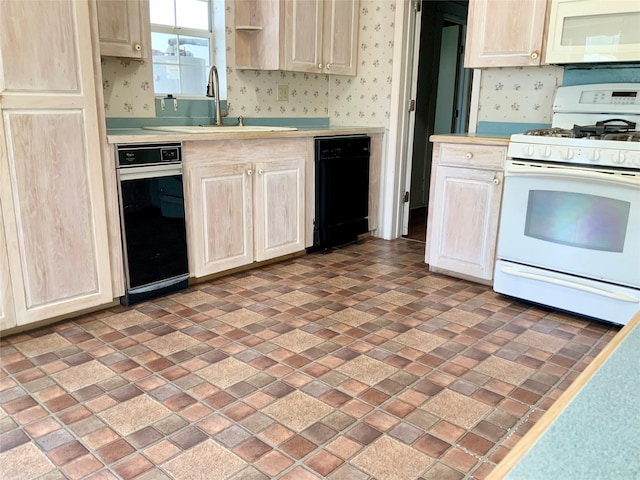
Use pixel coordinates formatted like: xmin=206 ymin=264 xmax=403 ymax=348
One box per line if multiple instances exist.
xmin=488 ymin=310 xmax=640 ymax=479
xmin=429 ymin=133 xmax=511 ymax=146
xmin=107 ymin=126 xmax=385 ymax=144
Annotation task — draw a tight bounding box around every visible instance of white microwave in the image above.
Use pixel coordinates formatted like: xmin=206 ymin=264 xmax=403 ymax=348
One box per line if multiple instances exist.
xmin=545 ymin=0 xmax=640 ymax=64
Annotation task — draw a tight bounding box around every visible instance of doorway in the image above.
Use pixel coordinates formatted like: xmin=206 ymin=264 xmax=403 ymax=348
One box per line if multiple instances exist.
xmin=404 ymin=1 xmax=470 ymax=242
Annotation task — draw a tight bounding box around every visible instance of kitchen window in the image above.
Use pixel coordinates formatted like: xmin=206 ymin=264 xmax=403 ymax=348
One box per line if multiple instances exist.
xmin=150 ymin=0 xmax=226 ymax=97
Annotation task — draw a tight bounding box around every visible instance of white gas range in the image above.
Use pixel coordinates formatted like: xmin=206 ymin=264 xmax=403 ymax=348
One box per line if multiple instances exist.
xmin=494 ymin=83 xmax=640 ymax=326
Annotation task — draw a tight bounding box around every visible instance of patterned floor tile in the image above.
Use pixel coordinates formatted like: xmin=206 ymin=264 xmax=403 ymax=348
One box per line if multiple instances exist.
xmin=352 ymin=436 xmax=433 ymax=479
xmin=98 ymin=395 xmax=171 ymax=436
xmin=0 ymin=238 xmax=618 ymax=480
xmin=263 ymin=391 xmax=333 ymax=431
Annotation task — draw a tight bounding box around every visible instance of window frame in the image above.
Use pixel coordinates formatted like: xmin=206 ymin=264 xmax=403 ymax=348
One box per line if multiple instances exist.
xmin=150 ymin=0 xmax=223 ymax=98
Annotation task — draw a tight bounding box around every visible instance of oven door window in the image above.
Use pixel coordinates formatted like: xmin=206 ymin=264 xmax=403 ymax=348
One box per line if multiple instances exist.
xmin=524 ymin=190 xmax=630 ymax=252
xmin=497 ymin=169 xmax=640 ymax=289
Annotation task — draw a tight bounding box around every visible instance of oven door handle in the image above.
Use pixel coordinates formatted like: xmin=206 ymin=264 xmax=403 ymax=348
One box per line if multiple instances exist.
xmin=500 ymin=267 xmax=640 ymax=303
xmin=118 ymin=164 xmax=182 ymax=181
xmin=505 ymin=163 xmax=640 ymax=187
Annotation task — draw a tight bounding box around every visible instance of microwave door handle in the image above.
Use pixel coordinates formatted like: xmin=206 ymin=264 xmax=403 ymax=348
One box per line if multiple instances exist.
xmin=506 ymin=164 xmax=640 ymax=188
xmin=500 ymin=267 xmax=640 ymax=303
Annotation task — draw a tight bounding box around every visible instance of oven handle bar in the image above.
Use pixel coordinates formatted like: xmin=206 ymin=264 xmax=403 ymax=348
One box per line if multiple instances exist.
xmin=500 ymin=266 xmax=640 ymax=303
xmin=118 ymin=163 xmax=182 ymax=181
xmin=506 ymin=163 xmax=640 ymax=187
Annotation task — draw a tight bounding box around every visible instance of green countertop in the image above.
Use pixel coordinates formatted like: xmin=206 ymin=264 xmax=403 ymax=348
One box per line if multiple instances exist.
xmin=490 ymin=312 xmax=640 ymax=479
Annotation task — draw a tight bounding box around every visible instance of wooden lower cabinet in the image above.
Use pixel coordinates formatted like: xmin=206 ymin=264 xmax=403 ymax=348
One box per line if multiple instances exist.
xmin=186 ymin=152 xmax=305 ymax=278
xmin=253 ymin=158 xmax=305 ymax=261
xmin=426 ymin=141 xmax=506 ymax=283
xmin=0 ymin=214 xmax=16 ymax=331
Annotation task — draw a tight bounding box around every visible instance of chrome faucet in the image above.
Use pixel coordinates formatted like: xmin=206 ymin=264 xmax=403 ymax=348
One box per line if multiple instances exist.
xmin=206 ymin=65 xmax=223 ymax=126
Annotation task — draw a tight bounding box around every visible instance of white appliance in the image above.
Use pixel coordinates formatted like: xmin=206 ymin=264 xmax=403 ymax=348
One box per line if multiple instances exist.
xmin=546 ymin=0 xmax=640 ymax=64
xmin=494 ymin=83 xmax=640 ymax=325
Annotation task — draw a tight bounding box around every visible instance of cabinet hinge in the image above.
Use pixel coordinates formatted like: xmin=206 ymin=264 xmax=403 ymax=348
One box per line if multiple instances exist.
xmin=414 ymin=0 xmax=421 ymax=13
xmin=403 ymin=191 xmax=410 ymax=203
xmin=408 ymin=99 xmax=416 ymax=112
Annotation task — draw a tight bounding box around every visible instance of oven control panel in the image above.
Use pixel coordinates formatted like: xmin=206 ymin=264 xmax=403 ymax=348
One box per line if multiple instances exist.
xmin=553 ymin=83 xmax=640 ymax=114
xmin=116 ymin=142 xmax=182 ymax=167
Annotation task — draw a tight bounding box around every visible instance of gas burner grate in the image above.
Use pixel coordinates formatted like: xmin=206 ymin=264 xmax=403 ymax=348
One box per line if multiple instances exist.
xmin=572 ymin=119 xmax=637 ymax=139
xmin=602 ymin=131 xmax=640 ymax=142
xmin=524 ymin=127 xmax=573 ymax=137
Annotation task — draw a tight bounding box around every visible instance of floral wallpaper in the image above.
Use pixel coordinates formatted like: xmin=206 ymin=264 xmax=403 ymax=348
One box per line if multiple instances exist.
xmin=101 ymin=0 xmax=396 ymax=127
xmin=101 ymin=57 xmax=156 ymax=117
xmin=100 ymin=3 xmax=563 ymax=129
xmin=329 ymin=1 xmax=396 ymax=127
xmin=477 ymin=65 xmax=564 ymax=124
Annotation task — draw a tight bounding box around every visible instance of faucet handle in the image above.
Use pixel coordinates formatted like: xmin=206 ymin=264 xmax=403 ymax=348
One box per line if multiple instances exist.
xmin=221 ymin=102 xmax=230 ymax=117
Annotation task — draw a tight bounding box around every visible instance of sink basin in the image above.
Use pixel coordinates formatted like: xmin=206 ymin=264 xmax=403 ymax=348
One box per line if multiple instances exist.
xmin=143 ymin=125 xmax=298 ymax=134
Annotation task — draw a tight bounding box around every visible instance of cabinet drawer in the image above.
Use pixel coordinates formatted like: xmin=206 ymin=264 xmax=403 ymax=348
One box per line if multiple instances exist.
xmin=439 ymin=144 xmax=505 ymax=169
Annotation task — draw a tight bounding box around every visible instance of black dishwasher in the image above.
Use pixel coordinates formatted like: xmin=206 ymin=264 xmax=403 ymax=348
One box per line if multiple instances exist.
xmin=311 ymin=135 xmax=371 ymax=251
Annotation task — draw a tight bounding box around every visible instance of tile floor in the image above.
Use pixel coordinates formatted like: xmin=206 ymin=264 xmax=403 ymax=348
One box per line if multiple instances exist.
xmin=0 ymin=238 xmax=619 ymax=480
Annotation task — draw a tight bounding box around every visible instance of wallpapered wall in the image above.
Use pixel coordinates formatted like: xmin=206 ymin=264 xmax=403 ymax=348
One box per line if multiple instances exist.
xmin=100 ymin=2 xmax=566 ymax=128
xmin=477 ymin=66 xmax=564 ymax=124
xmin=101 ymin=0 xmax=397 ymax=128
xmin=102 ymin=57 xmax=156 ymax=118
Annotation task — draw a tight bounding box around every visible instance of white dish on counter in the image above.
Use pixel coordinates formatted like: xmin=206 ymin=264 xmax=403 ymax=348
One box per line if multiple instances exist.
xmin=143 ymin=125 xmax=298 ymax=134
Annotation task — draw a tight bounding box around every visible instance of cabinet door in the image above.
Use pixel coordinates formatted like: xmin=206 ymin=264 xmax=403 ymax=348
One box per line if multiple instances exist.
xmin=96 ymin=0 xmax=150 ymax=59
xmin=0 ymin=207 xmax=15 ymax=331
xmin=0 ymin=0 xmax=112 ymax=326
xmin=284 ymin=0 xmax=324 ymax=72
xmin=187 ymin=163 xmax=254 ymax=277
xmin=254 ymin=158 xmax=305 ymax=261
xmin=322 ymin=0 xmax=359 ymax=75
xmin=428 ymin=166 xmax=503 ymax=281
xmin=464 ymin=0 xmax=547 ymax=68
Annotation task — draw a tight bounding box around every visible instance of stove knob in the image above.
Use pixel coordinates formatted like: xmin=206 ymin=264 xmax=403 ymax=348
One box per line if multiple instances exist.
xmin=525 ymin=145 xmax=534 ymax=157
xmin=536 ymin=145 xmax=551 ymax=158
xmin=561 ymin=148 xmax=574 ymax=160
xmin=589 ymin=149 xmax=601 ymax=162
xmin=618 ymin=152 xmax=626 ymax=164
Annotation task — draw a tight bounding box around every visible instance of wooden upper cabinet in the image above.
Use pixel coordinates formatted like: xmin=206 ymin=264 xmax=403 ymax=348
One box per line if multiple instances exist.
xmin=96 ymin=0 xmax=150 ymax=59
xmin=235 ymin=0 xmax=359 ymax=75
xmin=464 ymin=0 xmax=548 ymax=68
xmin=0 ymin=0 xmax=112 ymax=328
xmin=235 ymin=0 xmax=285 ymax=70
xmin=285 ymin=0 xmax=359 ymax=75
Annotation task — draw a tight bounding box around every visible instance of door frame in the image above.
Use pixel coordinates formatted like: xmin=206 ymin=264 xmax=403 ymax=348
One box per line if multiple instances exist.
xmin=382 ymin=0 xmax=482 ymax=240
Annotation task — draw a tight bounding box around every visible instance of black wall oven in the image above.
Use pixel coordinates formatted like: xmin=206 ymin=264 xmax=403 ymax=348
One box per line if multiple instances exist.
xmin=116 ymin=143 xmax=189 ymax=305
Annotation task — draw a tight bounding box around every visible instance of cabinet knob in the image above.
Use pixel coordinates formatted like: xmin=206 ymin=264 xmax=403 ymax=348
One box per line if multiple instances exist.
xmin=493 ymin=176 xmax=500 ymax=185
xmin=258 ymin=169 xmax=264 ymax=175
xmin=134 ymin=43 xmax=142 ymax=51
xmin=465 ymin=152 xmax=473 ymax=159
xmin=318 ymin=63 xmax=324 ymax=69
xmin=247 ymin=169 xmax=253 ymax=176
xmin=326 ymin=63 xmax=332 ymax=70
xmin=530 ymin=51 xmax=539 ymax=60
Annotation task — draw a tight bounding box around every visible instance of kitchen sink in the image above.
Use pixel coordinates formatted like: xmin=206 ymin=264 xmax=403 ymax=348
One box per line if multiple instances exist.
xmin=143 ymin=125 xmax=298 ymax=134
